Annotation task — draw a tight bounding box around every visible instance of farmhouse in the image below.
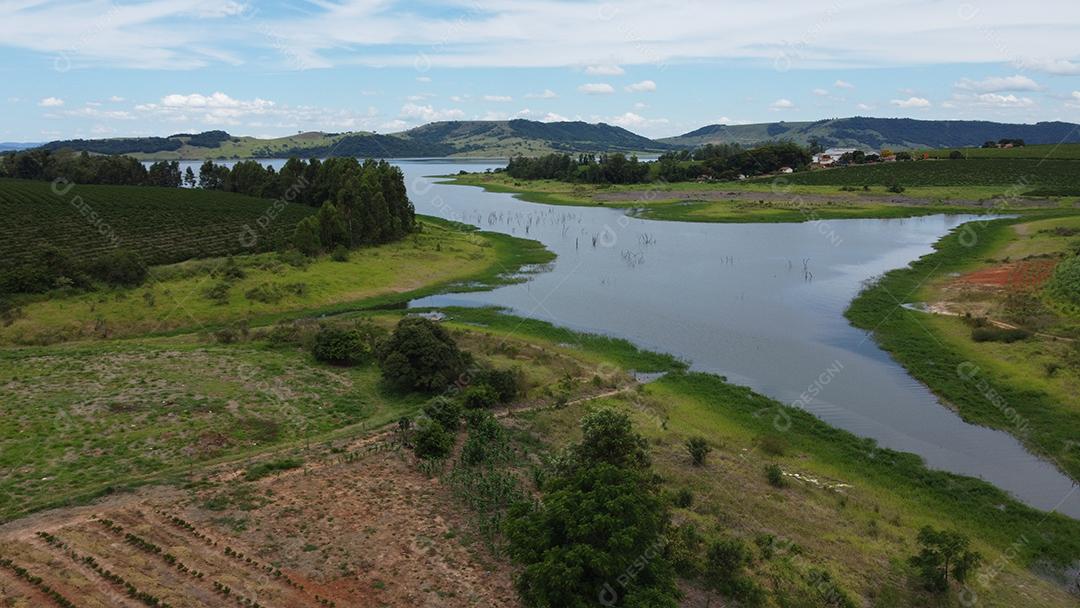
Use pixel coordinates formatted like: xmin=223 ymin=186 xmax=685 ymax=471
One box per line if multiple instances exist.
xmin=812 ymin=148 xmax=859 ymax=166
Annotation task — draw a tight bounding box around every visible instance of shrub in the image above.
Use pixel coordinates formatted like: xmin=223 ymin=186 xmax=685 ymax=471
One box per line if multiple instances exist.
xmin=244 ymin=458 xmax=303 ymax=481
xmin=1048 ymin=255 xmax=1080 ymax=306
xmin=704 ymin=537 xmax=763 ymax=604
xmin=765 ymin=463 xmax=786 ymax=487
xmin=910 ymin=526 xmax=982 ymax=592
xmin=685 ymin=437 xmax=712 ymax=466
xmin=423 ymin=396 xmax=462 ymax=430
xmin=673 ymin=488 xmax=694 ymax=508
xmin=331 ymin=245 xmax=350 ymax=262
xmin=86 ymin=249 xmax=147 ymax=287
xmin=205 ymin=280 xmax=231 ymax=305
xmin=412 ymin=418 xmax=454 ymax=459
xmin=461 ymin=384 xmax=499 ymax=409
xmin=312 ymin=326 xmax=365 ymax=365
xmin=460 ymin=410 xmax=508 ymax=465
xmin=573 ymin=408 xmax=651 ymax=471
xmin=377 ymin=317 xmax=471 ymax=392
xmin=970 ymin=327 xmax=1031 ymax=343
xmin=472 ymin=367 xmax=523 ymax=403
xmin=311 ymin=320 xmax=383 ymax=365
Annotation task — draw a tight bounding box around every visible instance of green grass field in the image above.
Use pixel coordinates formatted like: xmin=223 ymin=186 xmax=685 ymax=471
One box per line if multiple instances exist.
xmin=922 ymin=143 xmax=1080 ymax=160
xmin=0 ymin=218 xmax=553 ymax=345
xmin=0 ymin=178 xmax=315 ymax=269
xmin=760 ymin=158 xmax=1080 ymax=195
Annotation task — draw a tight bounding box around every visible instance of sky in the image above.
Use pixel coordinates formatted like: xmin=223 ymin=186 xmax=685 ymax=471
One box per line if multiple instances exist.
xmin=3 ymin=0 xmax=1080 ymax=142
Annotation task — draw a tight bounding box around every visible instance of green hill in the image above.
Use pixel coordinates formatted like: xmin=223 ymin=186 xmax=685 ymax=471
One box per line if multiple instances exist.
xmin=38 ymin=120 xmax=671 ymax=160
xmin=660 ymin=117 xmax=1080 ymax=151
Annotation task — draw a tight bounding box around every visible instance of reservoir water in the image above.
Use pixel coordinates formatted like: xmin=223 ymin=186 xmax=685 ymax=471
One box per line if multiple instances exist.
xmin=170 ymin=158 xmax=1079 ymax=517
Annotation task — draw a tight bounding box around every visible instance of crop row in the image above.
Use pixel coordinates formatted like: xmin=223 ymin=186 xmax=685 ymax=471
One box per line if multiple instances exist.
xmin=0 ymin=556 xmax=79 ymax=607
xmin=763 ymin=158 xmax=1080 ymax=193
xmin=35 ymin=531 xmax=174 ymax=608
xmin=0 ymin=178 xmax=315 ymax=271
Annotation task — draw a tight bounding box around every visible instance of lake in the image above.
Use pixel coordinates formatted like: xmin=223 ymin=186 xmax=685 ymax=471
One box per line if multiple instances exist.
xmin=169 ymin=158 xmax=1080 ymax=517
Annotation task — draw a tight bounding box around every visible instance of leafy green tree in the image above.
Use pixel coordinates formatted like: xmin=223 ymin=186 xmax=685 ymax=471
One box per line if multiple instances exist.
xmin=909 ymin=526 xmax=982 ymax=592
xmin=183 ymin=166 xmax=197 ymax=188
xmin=86 ymin=249 xmax=147 ymax=287
xmin=412 ymin=417 xmax=454 ymax=459
xmin=311 ymin=325 xmax=370 ymax=365
xmin=316 ymin=201 xmax=349 ymax=250
xmin=506 ymin=463 xmax=678 ymax=608
xmin=422 ymin=396 xmax=463 ymax=430
xmin=572 ymin=408 xmax=651 ymax=470
xmin=291 ymin=216 xmax=322 ymax=256
xmin=377 ymin=317 xmax=471 ymax=392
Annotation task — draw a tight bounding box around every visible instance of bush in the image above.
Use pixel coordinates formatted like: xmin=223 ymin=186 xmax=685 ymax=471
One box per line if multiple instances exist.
xmin=312 ymin=326 xmax=365 ymax=365
xmin=573 ymin=408 xmax=651 ymax=471
xmin=704 ymin=537 xmax=763 ymax=604
xmin=377 ymin=317 xmax=471 ymax=392
xmin=412 ymin=418 xmax=454 ymax=459
xmin=686 ymin=437 xmax=712 ymax=466
xmin=205 ymin=280 xmax=231 ymax=305
xmin=970 ymin=327 xmax=1031 ymax=343
xmin=765 ymin=463 xmax=786 ymax=487
xmin=460 ymin=410 xmax=508 ymax=465
xmin=673 ymin=488 xmax=694 ymax=508
xmin=910 ymin=526 xmax=982 ymax=592
xmin=461 ymin=384 xmax=499 ymax=409
xmin=423 ymin=396 xmax=462 ymax=430
xmin=86 ymin=249 xmax=147 ymax=287
xmin=759 ymin=435 xmax=787 ymax=456
xmin=331 ymin=244 xmax=350 ymax=262
xmin=472 ymin=367 xmax=523 ymax=403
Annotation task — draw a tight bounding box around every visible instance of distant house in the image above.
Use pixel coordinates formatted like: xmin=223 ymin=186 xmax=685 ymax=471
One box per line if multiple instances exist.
xmin=812 ymin=148 xmax=859 ymax=166
xmin=778 ymin=166 xmax=794 ymax=174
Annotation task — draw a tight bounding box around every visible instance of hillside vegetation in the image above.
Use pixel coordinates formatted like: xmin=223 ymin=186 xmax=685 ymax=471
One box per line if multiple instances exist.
xmin=661 ymin=117 xmax=1080 ymax=151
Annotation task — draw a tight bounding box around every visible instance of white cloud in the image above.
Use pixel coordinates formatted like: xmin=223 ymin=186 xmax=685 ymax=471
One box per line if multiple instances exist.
xmin=1019 ymin=58 xmax=1080 ymax=75
xmin=856 ymin=103 xmax=873 ymax=111
xmin=586 ymin=64 xmax=624 ymax=76
xmin=769 ymin=98 xmax=795 ymax=110
xmin=579 ymin=83 xmax=615 ymax=95
xmin=108 ymin=96 xmax=125 ymax=102
xmin=483 ymin=95 xmax=513 ymax=102
xmin=609 ymin=111 xmax=668 ymax=130
xmin=633 ymin=101 xmax=648 ymax=109
xmin=38 ymin=97 xmax=64 ymax=107
xmin=541 ymin=112 xmax=569 ymax=122
xmin=399 ymin=103 xmax=465 ymax=121
xmin=525 ymin=89 xmax=558 ymax=99
xmin=812 ymin=88 xmax=829 ymax=96
xmin=974 ymin=93 xmax=1034 ymax=107
xmin=955 ymin=75 xmax=1040 ymax=92
xmin=416 ymin=76 xmax=431 ymax=82
xmin=834 ymin=80 xmax=855 ymax=89
xmin=890 ymin=96 xmax=931 ymax=108
xmin=157 ymin=92 xmax=273 ymax=110
xmin=624 ymin=80 xmax=656 ymax=92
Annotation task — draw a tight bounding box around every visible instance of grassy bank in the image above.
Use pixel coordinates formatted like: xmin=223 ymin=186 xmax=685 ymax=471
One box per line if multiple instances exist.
xmin=0 ymin=216 xmax=553 ymax=345
xmin=442 ymin=172 xmax=1064 ymax=223
xmin=845 ymin=213 xmax=1080 ymax=481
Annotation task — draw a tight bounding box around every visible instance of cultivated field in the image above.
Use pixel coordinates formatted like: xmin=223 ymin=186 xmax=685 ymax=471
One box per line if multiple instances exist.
xmin=0 ymin=178 xmax=315 ymax=271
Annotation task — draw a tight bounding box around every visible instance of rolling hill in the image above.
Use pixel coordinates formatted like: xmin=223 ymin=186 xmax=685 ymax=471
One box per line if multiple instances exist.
xmin=37 ymin=120 xmax=671 ymax=160
xmin=660 ymin=117 xmax=1080 ymax=151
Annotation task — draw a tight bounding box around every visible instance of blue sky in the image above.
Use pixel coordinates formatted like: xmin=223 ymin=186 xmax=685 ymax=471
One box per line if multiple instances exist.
xmin=3 ymin=0 xmax=1080 ymax=141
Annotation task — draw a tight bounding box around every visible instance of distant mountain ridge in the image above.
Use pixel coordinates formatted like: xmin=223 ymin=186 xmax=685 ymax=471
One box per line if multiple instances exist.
xmin=27 ymin=117 xmax=1080 ymax=159
xmin=34 ymin=120 xmax=671 ymax=160
xmin=659 ymin=117 xmax=1080 ymax=150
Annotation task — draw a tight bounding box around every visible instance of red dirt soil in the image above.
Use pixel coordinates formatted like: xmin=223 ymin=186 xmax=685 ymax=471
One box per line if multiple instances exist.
xmin=954 ymin=259 xmax=1058 ymax=289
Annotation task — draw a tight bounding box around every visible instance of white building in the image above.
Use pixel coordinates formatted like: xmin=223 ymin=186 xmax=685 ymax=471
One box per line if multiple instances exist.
xmin=812 ymin=148 xmax=859 ymax=165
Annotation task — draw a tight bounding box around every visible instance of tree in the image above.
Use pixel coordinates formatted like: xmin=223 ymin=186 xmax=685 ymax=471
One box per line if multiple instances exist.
xmin=183 ymin=166 xmax=197 ymax=188
xmin=506 ymin=463 xmax=678 ymax=608
xmin=909 ymin=526 xmax=982 ymax=592
xmin=948 ymin=150 xmax=965 ymax=160
xmin=422 ymin=396 xmax=462 ymax=430
xmin=316 ymin=202 xmax=349 ymax=250
xmin=572 ymin=408 xmax=651 ymax=471
xmin=311 ymin=324 xmax=373 ymax=366
xmin=685 ymin=437 xmax=712 ymax=466
xmin=291 ymin=216 xmax=322 ymax=256
xmin=412 ymin=417 xmax=454 ymax=459
xmin=86 ymin=249 xmax=147 ymax=287
xmin=377 ymin=317 xmax=471 ymax=392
